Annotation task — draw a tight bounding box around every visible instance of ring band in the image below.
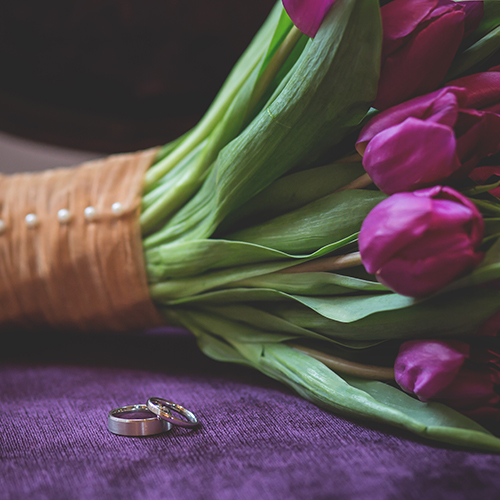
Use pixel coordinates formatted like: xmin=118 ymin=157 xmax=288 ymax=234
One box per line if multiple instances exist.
xmin=147 ymin=397 xmax=199 ymax=428
xmin=107 ymin=404 xmax=172 ymax=436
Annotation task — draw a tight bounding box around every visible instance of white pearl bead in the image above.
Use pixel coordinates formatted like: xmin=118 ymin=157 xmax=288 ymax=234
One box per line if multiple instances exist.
xmin=57 ymin=208 xmax=71 ymax=224
xmin=25 ymin=213 xmax=39 ymax=228
xmin=111 ymin=202 xmax=124 ymax=215
xmin=0 ymin=219 xmax=6 ymax=235
xmin=84 ymin=206 xmax=97 ymax=221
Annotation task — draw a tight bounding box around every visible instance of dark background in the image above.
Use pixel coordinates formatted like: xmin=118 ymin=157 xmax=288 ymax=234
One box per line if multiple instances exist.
xmin=0 ymin=0 xmax=275 ymax=153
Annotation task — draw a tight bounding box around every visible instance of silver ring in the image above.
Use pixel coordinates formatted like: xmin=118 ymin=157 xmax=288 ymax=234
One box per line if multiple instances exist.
xmin=107 ymin=404 xmax=172 ymax=436
xmin=147 ymin=397 xmax=199 ymax=428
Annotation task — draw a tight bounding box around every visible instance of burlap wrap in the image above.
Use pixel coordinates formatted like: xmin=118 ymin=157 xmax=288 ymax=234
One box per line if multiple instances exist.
xmin=0 ymin=149 xmax=164 ymax=332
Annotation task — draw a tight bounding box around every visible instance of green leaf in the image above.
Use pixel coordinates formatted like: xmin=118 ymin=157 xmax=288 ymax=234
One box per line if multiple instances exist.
xmin=167 ymin=309 xmax=500 ymax=451
xmin=231 ymin=342 xmax=500 ymax=452
xmin=197 ymin=304 xmax=382 ymax=349
xmin=258 ymin=8 xmax=295 ymax=80
xmin=141 ymin=4 xmax=307 ymax=233
xmin=462 ymin=179 xmax=500 ymax=197
xmin=467 ymin=1 xmax=500 ymax=44
xmin=150 ymin=260 xmax=295 ymax=300
xmin=146 ymin=235 xmax=358 ymax=282
xmin=210 ymin=0 xmax=382 ymax=226
xmin=218 ymin=161 xmax=367 ymax=234
xmin=229 ymin=271 xmax=386 ymax=295
xmin=227 ymin=190 xmax=386 ymax=253
xmin=143 ymin=1 xmax=285 ymax=189
xmin=148 ymin=0 xmax=383 ymax=245
xmin=168 ymin=310 xmax=252 ymax=366
xmin=148 ymin=236 xmax=359 ymax=299
xmin=484 ymin=218 xmax=500 ymax=237
xmin=176 ymin=308 xmax=299 ymax=343
xmin=446 ymin=24 xmax=500 ymax=81
xmin=274 ymin=286 xmax=500 ymax=339
xmin=471 ymin=198 xmax=500 ymax=217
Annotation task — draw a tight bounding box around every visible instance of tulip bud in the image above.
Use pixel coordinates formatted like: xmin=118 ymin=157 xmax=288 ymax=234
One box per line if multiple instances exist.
xmin=358 ymin=186 xmax=484 ymax=297
xmin=395 ymin=339 xmax=500 ymax=420
xmin=375 ymin=0 xmax=483 ymax=110
xmin=356 ymin=76 xmax=500 ymax=195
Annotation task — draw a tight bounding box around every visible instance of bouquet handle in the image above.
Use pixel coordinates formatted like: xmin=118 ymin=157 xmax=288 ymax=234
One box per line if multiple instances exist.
xmin=0 ymin=149 xmax=164 ymax=332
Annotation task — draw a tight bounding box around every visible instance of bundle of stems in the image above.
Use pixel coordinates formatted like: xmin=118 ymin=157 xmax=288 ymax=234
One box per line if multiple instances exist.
xmin=135 ymin=0 xmax=500 ymax=452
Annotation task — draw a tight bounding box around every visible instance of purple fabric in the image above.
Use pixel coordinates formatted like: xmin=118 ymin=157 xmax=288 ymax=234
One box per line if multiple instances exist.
xmin=1 ymin=327 xmax=500 ymax=499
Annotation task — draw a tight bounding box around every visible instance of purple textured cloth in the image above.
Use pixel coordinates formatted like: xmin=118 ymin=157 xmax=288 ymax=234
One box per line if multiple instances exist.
xmin=1 ymin=327 xmax=500 ymax=499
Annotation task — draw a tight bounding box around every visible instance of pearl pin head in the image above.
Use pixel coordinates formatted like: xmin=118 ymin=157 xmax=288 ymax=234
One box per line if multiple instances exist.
xmin=84 ymin=206 xmax=97 ymax=221
xmin=57 ymin=209 xmax=71 ymax=224
xmin=25 ymin=213 xmax=39 ymax=228
xmin=111 ymin=202 xmax=124 ymax=215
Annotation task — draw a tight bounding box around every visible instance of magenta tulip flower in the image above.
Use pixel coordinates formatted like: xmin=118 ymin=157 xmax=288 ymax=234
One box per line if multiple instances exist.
xmin=282 ymin=0 xmax=338 ymax=38
xmin=375 ymin=0 xmax=483 ymax=110
xmin=395 ymin=339 xmax=500 ymax=420
xmin=356 ymin=71 xmax=500 ymax=195
xmin=359 ymin=186 xmax=484 ymax=297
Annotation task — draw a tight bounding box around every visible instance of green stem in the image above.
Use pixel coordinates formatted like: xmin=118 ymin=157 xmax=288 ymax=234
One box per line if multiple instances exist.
xmin=472 ymin=198 xmax=500 ymax=216
xmin=140 ymin=159 xmax=208 ymax=234
xmin=143 ymin=4 xmax=285 ymax=191
xmin=289 ymin=344 xmax=395 ymax=380
xmin=246 ymin=26 xmax=303 ymax=119
xmin=141 ymin=22 xmax=305 ymax=235
xmin=335 ymin=173 xmax=372 ymax=192
xmin=278 ymin=251 xmax=362 ymax=274
xmin=141 ymin=141 xmax=207 ymax=212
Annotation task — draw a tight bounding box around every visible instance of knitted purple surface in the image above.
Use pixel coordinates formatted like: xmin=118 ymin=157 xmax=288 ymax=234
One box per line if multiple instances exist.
xmin=1 ymin=327 xmax=499 ymax=499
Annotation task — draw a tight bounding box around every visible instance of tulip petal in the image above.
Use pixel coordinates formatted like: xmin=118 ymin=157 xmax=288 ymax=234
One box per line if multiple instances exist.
xmin=356 ymin=87 xmax=465 ymax=154
xmin=462 ymin=406 xmax=500 ymax=422
xmin=282 ymin=0 xmax=338 ymax=38
xmin=427 ymin=199 xmax=478 ymax=232
xmin=456 ymin=110 xmax=500 ymax=171
xmin=395 ymin=340 xmax=469 ymax=401
xmin=381 ymin=0 xmax=437 ymax=57
xmin=449 ymin=71 xmax=500 ymax=110
xmin=436 ymin=369 xmax=500 ymax=409
xmin=459 ymin=0 xmax=484 ymax=37
xmin=359 ymin=192 xmax=433 ymax=273
xmin=376 ymin=231 xmax=483 ymax=296
xmin=432 ymin=199 xmax=484 ymax=247
xmin=363 ymin=117 xmax=460 ymax=194
xmin=421 ymin=185 xmax=484 ymax=245
xmin=375 ymin=6 xmax=465 ymax=110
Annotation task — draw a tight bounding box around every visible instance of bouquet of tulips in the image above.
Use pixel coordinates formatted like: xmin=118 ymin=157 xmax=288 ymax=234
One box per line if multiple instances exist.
xmin=5 ymin=0 xmax=500 ymax=451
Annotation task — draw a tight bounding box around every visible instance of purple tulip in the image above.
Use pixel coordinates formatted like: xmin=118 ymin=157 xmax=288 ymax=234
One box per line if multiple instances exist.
xmin=375 ymin=0 xmax=483 ymax=110
xmin=395 ymin=339 xmax=500 ymax=420
xmin=359 ymin=186 xmax=484 ymax=297
xmin=282 ymin=0 xmax=338 ymax=38
xmin=356 ymin=71 xmax=500 ymax=195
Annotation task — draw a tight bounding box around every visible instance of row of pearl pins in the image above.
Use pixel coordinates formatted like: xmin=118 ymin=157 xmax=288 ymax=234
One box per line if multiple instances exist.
xmin=0 ymin=202 xmax=124 ymax=234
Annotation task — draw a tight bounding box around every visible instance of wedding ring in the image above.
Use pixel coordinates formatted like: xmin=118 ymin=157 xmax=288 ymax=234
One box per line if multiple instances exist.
xmin=107 ymin=404 xmax=172 ymax=436
xmin=147 ymin=397 xmax=199 ymax=428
